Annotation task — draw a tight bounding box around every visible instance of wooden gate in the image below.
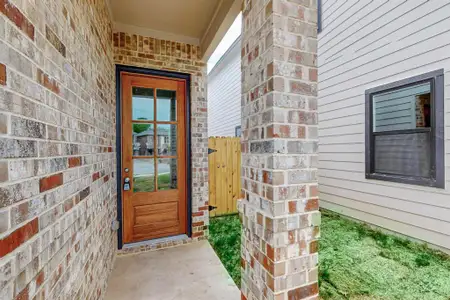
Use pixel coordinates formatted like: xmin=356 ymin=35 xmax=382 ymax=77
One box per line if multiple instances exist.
xmin=208 ymin=137 xmax=241 ymax=216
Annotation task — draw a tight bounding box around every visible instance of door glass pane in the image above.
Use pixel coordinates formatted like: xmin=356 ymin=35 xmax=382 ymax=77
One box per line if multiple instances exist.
xmin=157 ymin=158 xmax=177 ymax=190
xmin=132 ymin=123 xmax=154 ymax=156
xmin=133 ymin=159 xmax=155 ymax=192
xmin=156 ymin=124 xmax=177 ymax=156
xmin=132 ymin=87 xmax=154 ymax=121
xmin=372 ymin=82 xmax=431 ymax=132
xmin=157 ymin=90 xmax=176 ymax=121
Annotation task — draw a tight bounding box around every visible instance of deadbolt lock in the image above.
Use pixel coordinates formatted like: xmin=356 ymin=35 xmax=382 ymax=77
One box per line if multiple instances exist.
xmin=123 ymin=177 xmax=130 ymax=191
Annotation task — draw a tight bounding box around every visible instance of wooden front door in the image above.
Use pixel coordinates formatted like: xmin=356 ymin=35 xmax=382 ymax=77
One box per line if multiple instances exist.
xmin=121 ymin=73 xmax=187 ymax=244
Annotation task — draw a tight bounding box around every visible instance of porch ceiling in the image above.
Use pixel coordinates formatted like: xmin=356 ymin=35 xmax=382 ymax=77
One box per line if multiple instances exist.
xmin=108 ymin=0 xmax=241 ymax=60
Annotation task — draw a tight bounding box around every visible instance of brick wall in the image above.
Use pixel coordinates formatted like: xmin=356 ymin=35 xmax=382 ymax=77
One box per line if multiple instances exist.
xmin=239 ymin=0 xmax=320 ymax=299
xmin=113 ymin=32 xmax=209 ymax=244
xmin=0 ymin=0 xmax=116 ymax=299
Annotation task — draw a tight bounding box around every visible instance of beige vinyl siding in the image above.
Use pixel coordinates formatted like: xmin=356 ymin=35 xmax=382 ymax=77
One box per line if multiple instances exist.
xmin=318 ymin=0 xmax=450 ymax=252
xmin=207 ymin=37 xmax=242 ymax=137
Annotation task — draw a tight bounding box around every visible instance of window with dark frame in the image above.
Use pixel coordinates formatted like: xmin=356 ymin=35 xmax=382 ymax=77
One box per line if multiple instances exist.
xmin=365 ymin=69 xmax=445 ymax=188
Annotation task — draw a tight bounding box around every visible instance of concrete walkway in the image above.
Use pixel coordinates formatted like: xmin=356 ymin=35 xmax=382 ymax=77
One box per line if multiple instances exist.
xmin=105 ymin=241 xmax=240 ymax=300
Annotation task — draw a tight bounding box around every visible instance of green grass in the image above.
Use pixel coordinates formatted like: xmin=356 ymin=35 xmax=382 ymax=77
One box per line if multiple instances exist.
xmin=208 ymin=214 xmax=242 ymax=285
xmin=133 ymin=174 xmax=172 ymax=192
xmin=209 ymin=211 xmax=450 ymax=299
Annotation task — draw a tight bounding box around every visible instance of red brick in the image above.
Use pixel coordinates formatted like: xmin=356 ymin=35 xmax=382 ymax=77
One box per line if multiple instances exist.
xmin=66 ymin=252 xmax=71 ymax=265
xmin=288 ymin=110 xmax=317 ymax=125
xmin=267 ymin=62 xmax=274 ymax=77
xmin=309 ymin=185 xmax=318 ymax=197
xmin=14 ymin=284 xmax=29 ymax=300
xmin=198 ymin=206 xmax=208 ymax=211
xmin=241 ymin=293 xmax=247 ymax=300
xmin=266 ymin=273 xmax=275 ymax=291
xmin=290 ymin=80 xmax=313 ymax=95
xmin=310 ymin=240 xmax=319 ymax=253
xmin=266 ymin=244 xmax=275 ymax=260
xmin=257 ymin=213 xmax=263 ymax=225
xmin=192 ymin=231 xmax=204 ymax=238
xmin=39 ymin=173 xmax=63 ymax=192
xmin=253 ymin=45 xmax=259 ymax=59
xmin=262 ymin=254 xmax=274 ymax=275
xmin=68 ymin=157 xmax=81 ymax=168
xmin=241 ymin=257 xmax=246 ymax=269
xmin=51 ymin=264 xmax=63 ymax=289
xmin=299 ymin=239 xmax=307 ymax=253
xmin=35 ymin=270 xmax=45 ymax=289
xmin=305 ymin=198 xmax=319 ymax=212
xmin=0 ymin=218 xmax=38 ymax=257
xmin=192 ymin=211 xmax=203 ymax=217
xmin=241 ymin=142 xmax=248 ymax=153
xmin=309 ymin=68 xmax=318 ymax=82
xmin=266 ymin=217 xmax=274 ymax=231
xmin=266 ymin=126 xmax=274 ymax=138
xmin=288 ymin=282 xmax=319 ymax=299
xmin=265 ymin=0 xmax=273 ymax=18
xmin=104 ymin=175 xmax=109 ymax=182
xmin=192 ymin=221 xmax=204 ymax=227
xmin=0 ymin=63 xmax=6 ymax=85
xmin=288 ymin=230 xmax=296 ymax=244
xmin=74 ymin=241 xmax=80 ymax=252
xmin=312 ymin=226 xmax=320 ymax=239
xmin=298 ymin=126 xmax=306 ymax=138
xmin=262 ymin=170 xmax=272 ymax=184
xmin=288 ymin=201 xmax=297 ymax=213
xmin=0 ymin=0 xmax=35 ymax=40
xmin=36 ymin=69 xmax=60 ymax=94
xmin=92 ymin=171 xmax=100 ymax=182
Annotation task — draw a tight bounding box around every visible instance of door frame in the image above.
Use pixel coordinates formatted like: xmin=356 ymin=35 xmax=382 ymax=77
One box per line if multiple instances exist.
xmin=115 ymin=65 xmax=192 ymax=249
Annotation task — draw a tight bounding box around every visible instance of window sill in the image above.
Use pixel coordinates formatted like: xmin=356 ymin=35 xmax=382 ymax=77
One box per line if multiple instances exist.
xmin=365 ymin=173 xmax=444 ymax=189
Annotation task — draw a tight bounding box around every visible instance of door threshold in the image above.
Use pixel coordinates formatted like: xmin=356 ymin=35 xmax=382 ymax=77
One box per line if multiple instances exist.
xmin=122 ymin=234 xmax=189 ymax=249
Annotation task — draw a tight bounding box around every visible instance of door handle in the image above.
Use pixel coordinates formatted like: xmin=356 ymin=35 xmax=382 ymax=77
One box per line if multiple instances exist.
xmin=123 ymin=177 xmax=130 ymax=191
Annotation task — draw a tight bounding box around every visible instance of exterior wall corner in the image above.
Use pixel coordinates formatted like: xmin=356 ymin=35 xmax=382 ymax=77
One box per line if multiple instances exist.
xmin=240 ymin=0 xmax=320 ymax=299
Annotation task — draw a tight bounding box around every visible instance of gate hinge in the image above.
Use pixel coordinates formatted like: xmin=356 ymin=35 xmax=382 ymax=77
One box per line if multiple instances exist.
xmin=208 ymin=148 xmax=217 ymax=154
xmin=208 ymin=205 xmax=218 ymax=211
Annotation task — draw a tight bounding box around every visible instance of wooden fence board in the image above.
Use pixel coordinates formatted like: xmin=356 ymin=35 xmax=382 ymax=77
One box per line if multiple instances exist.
xmin=236 ymin=138 xmax=242 ymax=212
xmin=208 ymin=137 xmax=241 ymax=216
xmin=208 ymin=138 xmax=216 ymax=217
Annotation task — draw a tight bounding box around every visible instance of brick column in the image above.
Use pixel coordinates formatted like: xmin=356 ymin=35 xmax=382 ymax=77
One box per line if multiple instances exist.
xmin=239 ymin=0 xmax=320 ymax=299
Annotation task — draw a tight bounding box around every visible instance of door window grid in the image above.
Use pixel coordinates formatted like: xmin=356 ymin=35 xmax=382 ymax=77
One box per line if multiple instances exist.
xmin=131 ymin=87 xmax=178 ymax=192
